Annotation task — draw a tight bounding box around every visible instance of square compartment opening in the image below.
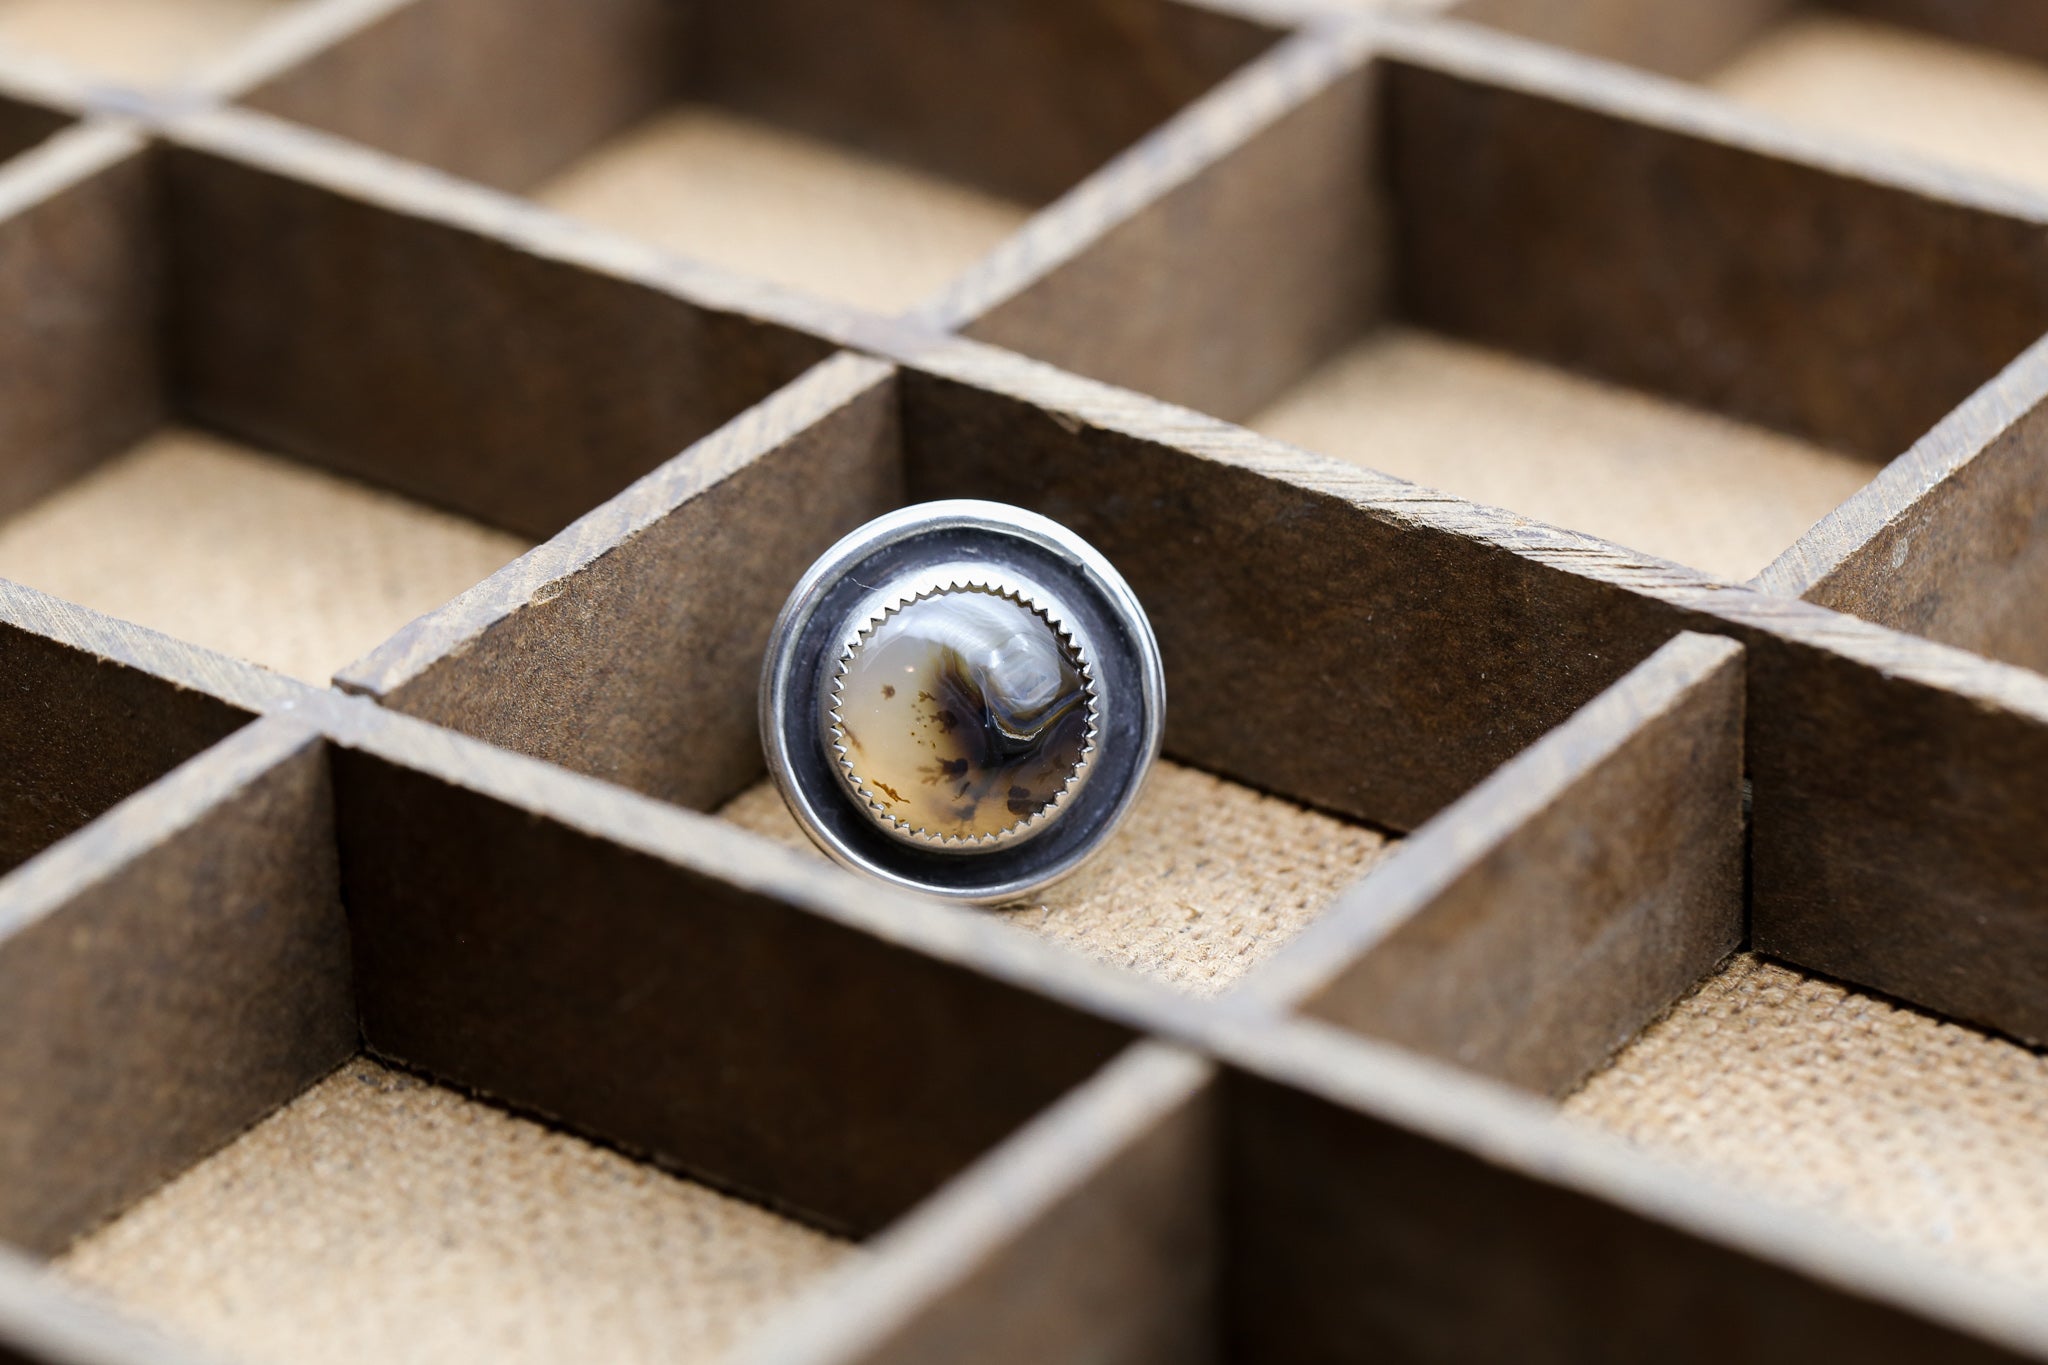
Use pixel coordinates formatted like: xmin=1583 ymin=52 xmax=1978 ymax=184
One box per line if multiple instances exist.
xmin=235 ymin=0 xmax=1282 ymax=312
xmin=0 ymin=124 xmax=835 ymax=684
xmin=963 ymin=33 xmax=2048 ymax=583
xmin=1453 ymin=0 xmax=2048 ymax=195
xmin=5 ymin=724 xmax=1136 ymax=1365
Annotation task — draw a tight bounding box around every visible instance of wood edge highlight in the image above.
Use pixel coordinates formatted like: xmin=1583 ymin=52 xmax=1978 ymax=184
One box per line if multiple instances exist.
xmin=294 ymin=689 xmax=1223 ymax=1044
xmin=920 ymin=21 xmax=1374 ymax=332
xmin=735 ymin=1042 xmax=1213 ymax=1365
xmin=0 ymin=578 xmax=315 ymax=717
xmin=333 ymin=352 xmax=899 ymax=699
xmin=1207 ymin=1010 xmax=2048 ymax=1361
xmin=0 ymin=715 xmax=322 ymax=934
xmin=1238 ymin=631 xmax=1743 ymax=1013
xmin=0 ymin=1242 xmax=225 ymax=1365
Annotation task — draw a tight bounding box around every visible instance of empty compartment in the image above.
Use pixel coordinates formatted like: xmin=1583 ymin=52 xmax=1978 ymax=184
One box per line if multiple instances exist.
xmin=1452 ymin=0 xmax=2048 ymax=192
xmin=232 ymin=0 xmax=1281 ymax=312
xmin=1564 ymin=952 xmax=2048 ymax=1294
xmin=0 ymin=0 xmax=290 ymax=86
xmin=59 ymin=1057 xmax=856 ymax=1365
xmin=1276 ymin=627 xmax=2048 ymax=1293
xmin=0 ymin=710 xmax=1137 ymax=1365
xmin=955 ymin=24 xmax=2048 ymax=580
xmin=0 ymin=116 xmax=835 ymax=684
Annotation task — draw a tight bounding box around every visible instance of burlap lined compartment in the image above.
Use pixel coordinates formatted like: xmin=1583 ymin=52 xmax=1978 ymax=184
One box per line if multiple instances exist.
xmin=535 ymin=106 xmax=1033 ymax=315
xmin=55 ymin=1059 xmax=857 ymax=1365
xmin=1566 ymin=953 xmax=2048 ymax=1294
xmin=1251 ymin=326 xmax=1877 ymax=583
xmin=0 ymin=0 xmax=285 ymax=84
xmin=0 ymin=429 xmax=530 ymax=686
xmin=1709 ymin=14 xmax=2048 ymax=193
xmin=721 ymin=761 xmax=1398 ymax=994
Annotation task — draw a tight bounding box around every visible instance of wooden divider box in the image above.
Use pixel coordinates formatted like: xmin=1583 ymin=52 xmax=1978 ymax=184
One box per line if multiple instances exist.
xmin=3 ymin=2 xmax=2048 ymax=1363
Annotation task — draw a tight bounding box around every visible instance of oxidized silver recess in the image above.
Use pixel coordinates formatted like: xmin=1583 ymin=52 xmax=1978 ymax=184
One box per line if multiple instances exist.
xmin=760 ymin=501 xmax=1165 ymax=905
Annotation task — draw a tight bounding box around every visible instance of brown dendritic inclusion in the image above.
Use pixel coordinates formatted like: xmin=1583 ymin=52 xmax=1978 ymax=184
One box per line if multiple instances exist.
xmin=831 ymin=586 xmax=1092 ymax=844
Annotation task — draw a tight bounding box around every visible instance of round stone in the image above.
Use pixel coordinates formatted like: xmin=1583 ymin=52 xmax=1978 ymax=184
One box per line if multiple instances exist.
xmin=829 ymin=587 xmax=1091 ymax=843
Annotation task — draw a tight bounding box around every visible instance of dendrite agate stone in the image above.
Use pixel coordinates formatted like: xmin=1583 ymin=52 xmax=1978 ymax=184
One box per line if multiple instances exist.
xmin=831 ymin=588 xmax=1091 ymax=843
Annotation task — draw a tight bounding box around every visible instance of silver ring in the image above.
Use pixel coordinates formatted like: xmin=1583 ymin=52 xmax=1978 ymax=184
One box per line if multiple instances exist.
xmin=759 ymin=500 xmax=1165 ymax=904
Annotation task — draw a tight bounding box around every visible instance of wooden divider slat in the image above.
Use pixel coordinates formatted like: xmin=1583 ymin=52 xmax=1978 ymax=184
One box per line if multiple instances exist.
xmin=1248 ymin=631 xmax=1745 ymax=1096
xmin=0 ymin=581 xmax=303 ymax=876
xmin=161 ymin=113 xmax=839 ymax=540
xmin=0 ymin=127 xmax=161 ymax=522
xmin=0 ymin=717 xmax=352 ymax=1255
xmin=734 ymin=1043 xmax=1215 ymax=1365
xmin=1214 ymin=1016 xmax=2048 ymax=1364
xmin=1757 ymin=334 xmax=2048 ymax=676
xmin=336 ymin=353 xmax=902 ymax=812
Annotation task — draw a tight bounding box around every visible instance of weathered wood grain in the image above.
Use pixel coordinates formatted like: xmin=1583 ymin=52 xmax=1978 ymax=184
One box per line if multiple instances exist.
xmin=159 ymin=107 xmax=840 ymax=540
xmin=0 ymin=580 xmax=303 ymax=876
xmin=0 ymin=717 xmax=354 ymax=1255
xmin=939 ymin=25 xmax=1386 ymax=422
xmin=231 ymin=0 xmax=1277 ymax=207
xmin=0 ymin=126 xmax=160 ymax=522
xmin=1247 ymin=632 xmax=1745 ymax=1096
xmin=313 ymin=692 xmax=1174 ymax=1239
xmin=336 ymin=353 xmax=902 ymax=812
xmin=690 ymin=0 xmax=1278 ymax=206
xmin=1756 ymin=333 xmax=2048 ymax=676
xmin=942 ymin=14 xmax=2048 ymax=471
xmin=1215 ymin=1015 xmax=2048 ymax=1363
xmin=232 ymin=0 xmax=683 ymax=192
xmin=1382 ymin=20 xmax=2048 ymax=461
xmin=893 ymin=335 xmax=2048 ymax=1045
xmin=739 ymin=1043 xmax=1216 ymax=1365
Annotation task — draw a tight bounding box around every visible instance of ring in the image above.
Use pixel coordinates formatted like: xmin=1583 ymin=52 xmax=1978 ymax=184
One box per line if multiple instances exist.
xmin=759 ymin=500 xmax=1165 ymax=904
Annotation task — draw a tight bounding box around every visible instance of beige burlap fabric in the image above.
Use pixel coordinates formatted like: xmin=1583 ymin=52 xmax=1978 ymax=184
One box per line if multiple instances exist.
xmin=536 ymin=106 xmax=1032 ymax=314
xmin=0 ymin=0 xmax=283 ymax=84
xmin=1251 ymin=326 xmax=1876 ymax=583
xmin=0 ymin=429 xmax=530 ymax=685
xmin=1710 ymin=14 xmax=2048 ymax=193
xmin=721 ymin=760 xmax=1397 ymax=994
xmin=57 ymin=1060 xmax=857 ymax=1365
xmin=1567 ymin=953 xmax=2048 ymax=1292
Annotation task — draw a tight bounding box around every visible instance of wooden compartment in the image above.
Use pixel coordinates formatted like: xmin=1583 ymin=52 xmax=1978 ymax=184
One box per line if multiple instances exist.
xmin=942 ymin=20 xmax=2048 ymax=581
xmin=1423 ymin=3 xmax=2048 ymax=675
xmin=0 ymin=697 xmax=1147 ymax=1365
xmin=218 ymin=0 xmax=1282 ymax=313
xmin=4 ymin=3 xmax=2048 ymax=1361
xmin=1448 ymin=0 xmax=2048 ymax=192
xmin=1253 ymin=623 xmax=2048 ymax=1306
xmin=0 ymin=112 xmax=835 ymax=684
xmin=0 ymin=579 xmax=295 ymax=879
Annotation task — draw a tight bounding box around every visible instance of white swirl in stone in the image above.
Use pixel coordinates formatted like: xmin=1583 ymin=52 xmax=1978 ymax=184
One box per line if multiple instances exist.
xmin=829 ymin=584 xmax=1095 ymax=846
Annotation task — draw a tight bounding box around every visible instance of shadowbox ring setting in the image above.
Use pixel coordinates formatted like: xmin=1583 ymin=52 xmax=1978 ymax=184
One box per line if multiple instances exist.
xmin=760 ymin=500 xmax=1165 ymax=904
